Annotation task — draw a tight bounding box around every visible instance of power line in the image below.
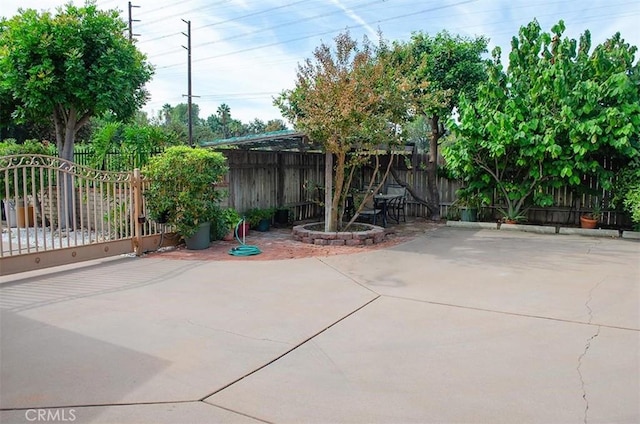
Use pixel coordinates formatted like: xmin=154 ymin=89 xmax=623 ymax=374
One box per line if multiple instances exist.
xmin=193 ymin=0 xmax=387 ymax=50
xmin=138 ymin=0 xmax=232 ymax=26
xmin=144 ymin=0 xmax=639 ymax=73
xmin=143 ymin=0 xmax=637 ymax=64
xmin=145 ymin=0 xmax=387 ymax=58
xmin=157 ymin=0 xmax=482 ymax=70
xmin=138 ymin=0 xmax=639 ymax=119
xmin=138 ymin=0 xmax=309 ymax=44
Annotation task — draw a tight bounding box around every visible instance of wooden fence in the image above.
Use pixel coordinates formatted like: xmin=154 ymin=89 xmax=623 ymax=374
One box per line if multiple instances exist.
xmin=215 ymin=149 xmax=630 ymax=228
xmin=51 ymin=146 xmax=630 ymax=227
xmin=220 ymin=150 xmax=325 ymax=221
xmin=217 ymin=150 xmax=460 ymax=221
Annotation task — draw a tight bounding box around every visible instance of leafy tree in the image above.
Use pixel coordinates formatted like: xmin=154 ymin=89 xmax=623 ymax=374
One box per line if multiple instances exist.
xmin=247 ymin=118 xmax=266 ymax=134
xmin=404 ymin=115 xmax=431 ymax=151
xmin=171 ymin=103 xmax=202 ymax=127
xmin=88 ymin=114 xmax=179 ymax=171
xmin=156 ymin=103 xmax=220 ymax=145
xmin=611 ymin=158 xmax=640 ymax=228
xmin=206 ymin=114 xmax=223 ymax=137
xmin=160 ymin=104 xmax=173 ymax=125
xmin=227 ymin=119 xmax=245 ymax=138
xmin=276 ymin=31 xmax=407 ymax=231
xmin=0 ymin=2 xmax=153 ymax=162
xmin=390 ymin=31 xmax=488 ymax=219
xmin=444 ymin=20 xmax=640 ymax=219
xmin=265 ymin=119 xmax=288 ymax=132
xmin=623 ymin=184 xmax=640 ymax=229
xmin=1 ymin=3 xmax=153 ymax=227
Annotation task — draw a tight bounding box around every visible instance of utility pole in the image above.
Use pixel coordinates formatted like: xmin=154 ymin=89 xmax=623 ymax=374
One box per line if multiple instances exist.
xmin=182 ymin=19 xmax=194 ymax=147
xmin=128 ymin=2 xmax=140 ymax=41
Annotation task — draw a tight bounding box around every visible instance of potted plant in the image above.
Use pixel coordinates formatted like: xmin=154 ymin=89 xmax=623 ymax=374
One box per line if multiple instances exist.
xmin=143 ymin=146 xmax=228 ymax=249
xmin=245 ymin=207 xmax=275 ymax=232
xmin=219 ymin=207 xmax=244 ymax=240
xmin=0 ymin=139 xmax=49 ymax=227
xmin=453 ymin=189 xmax=487 ymax=222
xmin=497 ymin=204 xmax=528 ymax=224
xmin=580 ymin=203 xmax=602 ymax=229
xmin=274 ymin=207 xmax=292 ymax=226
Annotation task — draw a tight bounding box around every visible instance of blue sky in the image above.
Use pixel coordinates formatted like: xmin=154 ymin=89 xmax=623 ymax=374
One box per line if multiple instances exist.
xmin=3 ymin=0 xmax=640 ymax=124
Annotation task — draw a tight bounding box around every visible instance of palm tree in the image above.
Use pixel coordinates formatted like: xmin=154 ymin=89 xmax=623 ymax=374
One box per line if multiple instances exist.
xmin=161 ymin=103 xmax=172 ymax=125
xmin=217 ymin=103 xmax=231 ymax=138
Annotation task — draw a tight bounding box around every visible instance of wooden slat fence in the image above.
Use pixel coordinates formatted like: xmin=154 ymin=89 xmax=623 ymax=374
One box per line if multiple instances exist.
xmin=220 ymin=150 xmax=324 ymax=221
xmin=52 ymin=146 xmax=627 ymax=227
xmin=216 ymin=150 xmax=630 ymax=227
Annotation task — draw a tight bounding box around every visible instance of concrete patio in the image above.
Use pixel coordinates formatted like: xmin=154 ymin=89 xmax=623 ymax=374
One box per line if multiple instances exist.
xmin=1 ymin=227 xmax=638 ymax=423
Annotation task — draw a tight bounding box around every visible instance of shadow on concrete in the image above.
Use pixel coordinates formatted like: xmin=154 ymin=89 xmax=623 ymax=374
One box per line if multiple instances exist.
xmin=388 ymin=226 xmax=634 ymax=272
xmin=0 ymin=312 xmax=171 ymax=416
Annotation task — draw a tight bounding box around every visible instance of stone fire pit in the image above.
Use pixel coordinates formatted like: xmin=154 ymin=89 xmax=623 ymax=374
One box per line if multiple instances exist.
xmin=292 ymin=222 xmax=386 ymax=246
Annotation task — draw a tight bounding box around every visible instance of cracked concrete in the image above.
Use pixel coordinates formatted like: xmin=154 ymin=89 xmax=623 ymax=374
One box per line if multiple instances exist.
xmin=576 ymin=279 xmax=605 ymax=424
xmin=1 ymin=227 xmax=638 ymax=423
xmin=577 ymin=326 xmax=601 ymax=424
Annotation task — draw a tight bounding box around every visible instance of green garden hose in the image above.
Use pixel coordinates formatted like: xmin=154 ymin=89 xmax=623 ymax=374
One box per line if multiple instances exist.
xmin=228 ymin=218 xmax=262 ymax=256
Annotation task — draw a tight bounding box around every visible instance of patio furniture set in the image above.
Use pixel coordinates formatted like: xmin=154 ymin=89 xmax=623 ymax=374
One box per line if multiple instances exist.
xmin=357 ymin=184 xmax=407 ymax=227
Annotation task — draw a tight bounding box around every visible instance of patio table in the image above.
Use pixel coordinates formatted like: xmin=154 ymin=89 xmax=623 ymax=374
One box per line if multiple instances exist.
xmin=374 ymin=194 xmax=402 ymax=227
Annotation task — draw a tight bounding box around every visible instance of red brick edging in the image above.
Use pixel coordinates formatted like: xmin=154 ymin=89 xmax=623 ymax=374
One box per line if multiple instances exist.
xmin=292 ymin=222 xmax=386 ymax=246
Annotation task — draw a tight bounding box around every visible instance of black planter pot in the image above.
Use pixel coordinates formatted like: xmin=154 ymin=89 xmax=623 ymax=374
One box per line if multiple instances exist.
xmin=275 ymin=209 xmax=289 ymax=225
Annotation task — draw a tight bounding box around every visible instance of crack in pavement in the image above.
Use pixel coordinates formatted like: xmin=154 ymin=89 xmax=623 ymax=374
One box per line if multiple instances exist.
xmin=577 ymin=279 xmax=604 ymax=424
xmin=584 ymin=280 xmax=603 ymax=325
xmin=185 ymin=319 xmax=293 ymax=346
xmin=577 ymin=325 xmax=601 ymax=424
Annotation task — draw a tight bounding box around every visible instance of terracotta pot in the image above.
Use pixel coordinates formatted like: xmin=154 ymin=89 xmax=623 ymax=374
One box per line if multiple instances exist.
xmin=222 ymin=230 xmax=235 ymax=241
xmin=236 ymin=222 xmax=250 ymax=238
xmin=580 ymin=216 xmax=597 ymax=229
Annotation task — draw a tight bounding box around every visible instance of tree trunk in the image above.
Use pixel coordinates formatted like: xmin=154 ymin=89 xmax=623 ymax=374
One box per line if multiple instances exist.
xmin=389 ymin=167 xmax=436 ymax=215
xmin=328 ymin=151 xmax=346 ymax=232
xmin=427 ymin=115 xmax=441 ymax=220
xmin=324 ymin=152 xmax=333 ymax=232
xmin=53 ymin=106 xmax=80 ymax=229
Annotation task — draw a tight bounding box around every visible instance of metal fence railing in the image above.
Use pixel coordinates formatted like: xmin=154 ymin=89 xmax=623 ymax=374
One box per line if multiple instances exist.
xmin=0 ymin=155 xmax=172 ymax=275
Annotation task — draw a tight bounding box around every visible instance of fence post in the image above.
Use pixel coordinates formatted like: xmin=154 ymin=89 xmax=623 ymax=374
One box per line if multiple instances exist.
xmin=132 ymin=168 xmax=143 ymax=256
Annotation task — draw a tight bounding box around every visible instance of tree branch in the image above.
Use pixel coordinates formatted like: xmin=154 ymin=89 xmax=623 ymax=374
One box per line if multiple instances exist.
xmin=345 ymin=153 xmax=395 ymax=229
xmin=388 ymin=166 xmax=436 ymax=214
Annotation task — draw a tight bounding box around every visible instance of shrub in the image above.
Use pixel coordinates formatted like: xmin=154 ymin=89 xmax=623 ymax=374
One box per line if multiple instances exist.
xmin=143 ymin=146 xmax=228 ymax=238
xmin=244 ymin=207 xmax=275 ymax=228
xmin=0 ymin=139 xmax=50 ymax=199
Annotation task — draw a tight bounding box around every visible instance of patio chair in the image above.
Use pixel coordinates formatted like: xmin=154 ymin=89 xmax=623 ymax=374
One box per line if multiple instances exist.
xmin=385 ymin=184 xmax=407 ymax=223
xmin=357 ymin=193 xmax=384 ymax=226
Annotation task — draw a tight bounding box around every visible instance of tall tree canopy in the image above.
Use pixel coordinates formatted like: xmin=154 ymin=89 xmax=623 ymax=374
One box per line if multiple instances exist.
xmin=444 ymin=20 xmax=640 ymax=218
xmin=276 ymin=31 xmax=407 ymax=231
xmin=0 ymin=2 xmax=154 ymax=162
xmin=390 ymin=31 xmax=488 ymax=219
